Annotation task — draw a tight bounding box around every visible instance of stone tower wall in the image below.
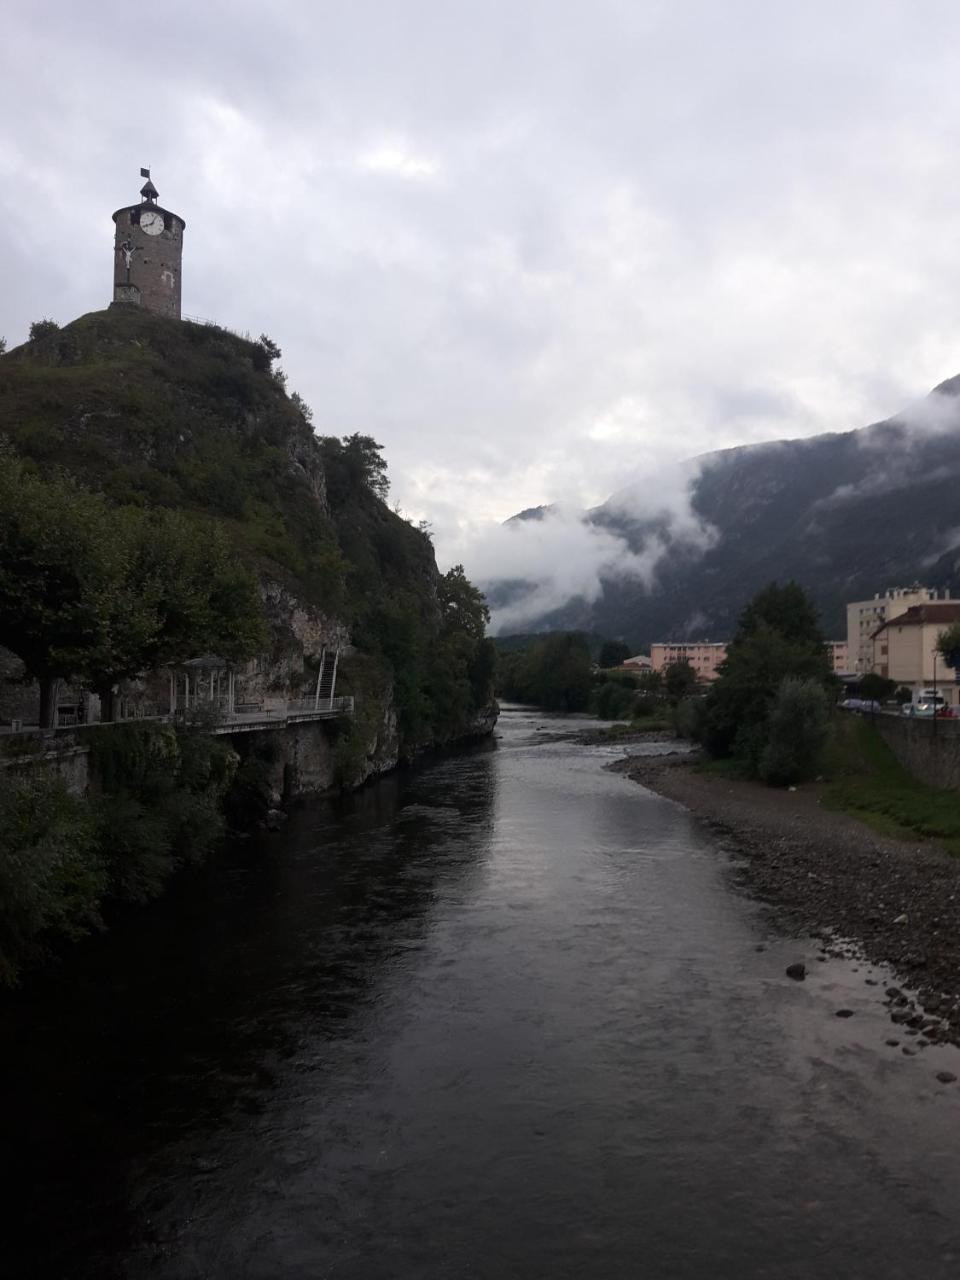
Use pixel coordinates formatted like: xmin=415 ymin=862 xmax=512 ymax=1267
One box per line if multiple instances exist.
xmin=112 ymin=205 xmax=185 ymax=318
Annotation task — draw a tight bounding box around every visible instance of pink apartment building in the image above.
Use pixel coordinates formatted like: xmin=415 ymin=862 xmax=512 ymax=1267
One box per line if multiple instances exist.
xmin=650 ymin=639 xmax=848 ymax=683
xmin=650 ymin=642 xmax=727 ymax=681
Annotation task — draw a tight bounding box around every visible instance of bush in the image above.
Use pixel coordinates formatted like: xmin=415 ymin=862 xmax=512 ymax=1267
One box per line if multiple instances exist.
xmin=672 ymin=697 xmax=705 ymax=740
xmin=28 ymin=319 xmax=60 ymax=341
xmin=758 ymin=678 xmax=830 ymax=787
xmin=594 ymin=680 xmax=635 ymax=720
xmin=0 ymin=773 xmax=104 ymax=984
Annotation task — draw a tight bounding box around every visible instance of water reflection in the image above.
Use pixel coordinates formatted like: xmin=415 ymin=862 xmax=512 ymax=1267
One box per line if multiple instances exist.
xmin=3 ymin=709 xmax=960 ymax=1279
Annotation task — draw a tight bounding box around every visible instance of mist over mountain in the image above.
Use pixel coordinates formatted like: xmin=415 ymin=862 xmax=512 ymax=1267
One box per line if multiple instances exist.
xmin=481 ymin=375 xmax=960 ymax=645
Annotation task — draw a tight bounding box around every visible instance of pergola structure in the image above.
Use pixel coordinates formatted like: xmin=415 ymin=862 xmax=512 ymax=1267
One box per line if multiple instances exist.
xmin=168 ymin=654 xmax=235 ymax=716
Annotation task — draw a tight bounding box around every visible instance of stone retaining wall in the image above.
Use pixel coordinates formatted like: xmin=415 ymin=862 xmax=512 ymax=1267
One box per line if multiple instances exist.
xmin=873 ymin=714 xmax=960 ymax=791
xmin=0 ymin=733 xmax=90 ymax=795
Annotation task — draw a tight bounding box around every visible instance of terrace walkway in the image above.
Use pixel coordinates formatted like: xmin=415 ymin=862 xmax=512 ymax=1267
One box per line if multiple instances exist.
xmin=0 ymin=696 xmax=355 ymax=740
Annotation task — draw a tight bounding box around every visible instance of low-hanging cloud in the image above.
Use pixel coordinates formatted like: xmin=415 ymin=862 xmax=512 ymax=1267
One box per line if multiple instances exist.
xmin=449 ymin=459 xmax=716 ymax=634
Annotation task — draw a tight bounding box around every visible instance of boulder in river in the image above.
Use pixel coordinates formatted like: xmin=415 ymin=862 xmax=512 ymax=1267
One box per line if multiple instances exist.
xmin=785 ymin=963 xmax=806 ymax=981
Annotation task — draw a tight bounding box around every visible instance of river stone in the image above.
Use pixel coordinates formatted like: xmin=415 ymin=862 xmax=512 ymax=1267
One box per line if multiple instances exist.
xmin=785 ymin=963 xmax=806 ymax=981
xmin=835 ymin=1008 xmax=855 ymax=1018
xmin=936 ymin=1071 xmax=958 ymax=1084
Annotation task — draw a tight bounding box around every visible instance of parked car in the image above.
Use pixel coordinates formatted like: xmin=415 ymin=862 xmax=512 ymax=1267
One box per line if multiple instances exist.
xmin=840 ymin=698 xmax=881 ymax=714
xmin=903 ymin=695 xmax=947 ymax=718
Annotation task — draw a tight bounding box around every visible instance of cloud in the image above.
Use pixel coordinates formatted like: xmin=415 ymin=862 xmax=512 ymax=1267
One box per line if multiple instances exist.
xmin=447 ymin=457 xmax=716 ymax=633
xmin=6 ymin=0 xmax=960 ymax=587
xmin=460 ymin=506 xmax=654 ymax=634
xmin=357 ymin=140 xmax=440 ymax=180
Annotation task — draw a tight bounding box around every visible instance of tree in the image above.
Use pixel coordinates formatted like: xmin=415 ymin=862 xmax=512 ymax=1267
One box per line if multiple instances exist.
xmin=437 ymin=564 xmax=489 ymax=641
xmin=598 ymin=640 xmax=631 ymax=669
xmin=700 ymin=581 xmax=833 ymax=768
xmin=0 ymin=337 xmax=6 ymax=355
xmin=758 ymin=678 xmax=830 ymax=786
xmin=0 ymin=457 xmax=119 ymax=725
xmin=497 ymin=632 xmax=593 ymax=712
xmin=0 ymin=455 xmax=266 ymax=725
xmin=257 ymin=333 xmax=281 ymax=362
xmin=936 ymin=621 xmax=960 ymax=671
xmin=80 ymin=511 xmax=267 ymax=721
xmin=290 ymin=391 xmax=313 ymax=424
xmin=636 ymin=669 xmax=663 ymax=696
xmin=319 ymin=434 xmax=390 ymax=501
xmin=857 ymin=672 xmax=894 ymax=703
xmin=28 ymin=319 xmax=59 ymax=341
xmin=664 ymin=659 xmax=698 ymax=703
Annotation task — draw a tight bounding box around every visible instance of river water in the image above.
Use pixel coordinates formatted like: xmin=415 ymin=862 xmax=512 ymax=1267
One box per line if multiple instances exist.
xmin=4 ymin=706 xmax=960 ymax=1278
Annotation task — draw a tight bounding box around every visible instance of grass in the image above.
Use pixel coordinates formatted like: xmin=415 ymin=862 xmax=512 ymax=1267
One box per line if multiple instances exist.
xmin=586 ymin=712 xmax=676 ymax=739
xmin=822 ymin=716 xmax=960 ymax=855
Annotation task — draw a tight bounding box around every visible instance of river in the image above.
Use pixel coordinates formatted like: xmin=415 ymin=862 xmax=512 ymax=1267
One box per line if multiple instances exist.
xmin=3 ymin=706 xmax=960 ymax=1278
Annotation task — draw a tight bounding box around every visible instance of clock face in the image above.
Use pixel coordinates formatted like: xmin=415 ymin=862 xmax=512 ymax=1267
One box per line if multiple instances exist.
xmin=140 ymin=210 xmax=164 ymax=236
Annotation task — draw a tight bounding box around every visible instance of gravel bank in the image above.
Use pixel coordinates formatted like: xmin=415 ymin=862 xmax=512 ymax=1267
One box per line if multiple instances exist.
xmin=613 ymin=749 xmax=960 ymax=1047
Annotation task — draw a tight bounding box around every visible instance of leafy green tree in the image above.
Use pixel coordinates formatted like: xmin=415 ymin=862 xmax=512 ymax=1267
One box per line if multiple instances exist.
xmin=319 ymin=434 xmax=390 ymax=501
xmin=0 ymin=772 xmax=103 ymax=983
xmin=290 ymin=390 xmax=313 ymax=423
xmin=700 ymin=581 xmax=833 ymax=768
xmin=438 ymin=564 xmax=489 ymax=640
xmin=594 ymin=680 xmax=636 ymax=719
xmin=28 ymin=319 xmax=59 ymax=341
xmin=81 ymin=511 xmax=267 ymax=721
xmin=936 ymin=621 xmax=960 ymax=671
xmin=857 ymin=672 xmax=895 ymax=703
xmin=497 ymin=632 xmax=593 ymax=711
xmin=0 ymin=455 xmax=266 ymax=725
xmin=759 ymin=677 xmax=830 ymax=786
xmin=0 ymin=457 xmax=118 ymax=725
xmin=598 ymin=639 xmax=631 ymax=668
xmin=636 ymin=669 xmax=663 ymax=696
xmin=664 ymin=659 xmax=698 ymax=702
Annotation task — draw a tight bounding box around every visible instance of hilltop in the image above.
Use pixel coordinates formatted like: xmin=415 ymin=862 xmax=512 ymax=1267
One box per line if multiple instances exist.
xmin=0 ymin=307 xmax=496 ymax=765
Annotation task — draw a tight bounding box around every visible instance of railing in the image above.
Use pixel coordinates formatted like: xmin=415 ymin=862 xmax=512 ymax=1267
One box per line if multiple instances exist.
xmin=282 ymin=696 xmax=354 ymax=716
xmin=2 ymin=696 xmax=355 ymax=738
xmin=181 ymin=314 xmax=254 ymax=342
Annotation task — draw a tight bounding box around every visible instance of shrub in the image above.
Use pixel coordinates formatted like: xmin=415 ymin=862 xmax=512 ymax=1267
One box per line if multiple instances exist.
xmin=594 ymin=680 xmax=635 ymax=720
xmin=28 ymin=319 xmax=60 ymax=341
xmin=758 ymin=677 xmax=830 ymax=787
xmin=0 ymin=772 xmax=104 ymax=984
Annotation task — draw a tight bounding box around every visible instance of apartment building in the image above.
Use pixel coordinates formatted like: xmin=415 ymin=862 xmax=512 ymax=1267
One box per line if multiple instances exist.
xmin=650 ymin=642 xmax=727 ymax=682
xmin=825 ymin=640 xmax=849 ymax=676
xmin=847 ymin=585 xmax=948 ymax=676
xmin=872 ymin=602 xmax=960 ymax=706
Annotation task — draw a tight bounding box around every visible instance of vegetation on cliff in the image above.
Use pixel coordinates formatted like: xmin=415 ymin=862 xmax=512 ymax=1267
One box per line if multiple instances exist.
xmin=0 ymin=306 xmax=497 ymax=980
xmin=0 ymin=306 xmax=496 ymax=751
xmin=0 ymin=722 xmax=236 ymax=983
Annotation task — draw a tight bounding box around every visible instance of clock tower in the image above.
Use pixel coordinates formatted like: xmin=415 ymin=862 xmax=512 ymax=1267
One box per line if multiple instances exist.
xmin=111 ymin=170 xmax=186 ymax=319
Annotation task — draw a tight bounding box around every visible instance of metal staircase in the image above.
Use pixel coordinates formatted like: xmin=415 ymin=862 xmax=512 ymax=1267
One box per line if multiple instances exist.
xmin=312 ymin=646 xmax=340 ymax=710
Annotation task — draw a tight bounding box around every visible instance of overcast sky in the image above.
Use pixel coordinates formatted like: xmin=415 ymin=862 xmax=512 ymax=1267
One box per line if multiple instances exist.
xmin=5 ymin=0 xmax=960 ymax=585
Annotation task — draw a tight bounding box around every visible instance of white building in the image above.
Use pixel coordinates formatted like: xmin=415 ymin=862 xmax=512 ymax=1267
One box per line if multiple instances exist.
xmin=846 ymin=585 xmax=949 ymax=676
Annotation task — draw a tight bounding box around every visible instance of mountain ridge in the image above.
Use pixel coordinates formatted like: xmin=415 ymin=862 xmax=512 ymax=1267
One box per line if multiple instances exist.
xmin=491 ymin=375 xmax=960 ymax=646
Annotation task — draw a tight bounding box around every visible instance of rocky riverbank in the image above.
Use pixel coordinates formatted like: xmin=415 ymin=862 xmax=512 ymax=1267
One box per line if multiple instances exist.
xmin=612 ymin=749 xmax=960 ymax=1053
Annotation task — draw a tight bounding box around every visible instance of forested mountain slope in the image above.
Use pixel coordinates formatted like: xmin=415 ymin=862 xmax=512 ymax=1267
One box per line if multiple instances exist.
xmin=500 ymin=376 xmax=960 ymax=645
